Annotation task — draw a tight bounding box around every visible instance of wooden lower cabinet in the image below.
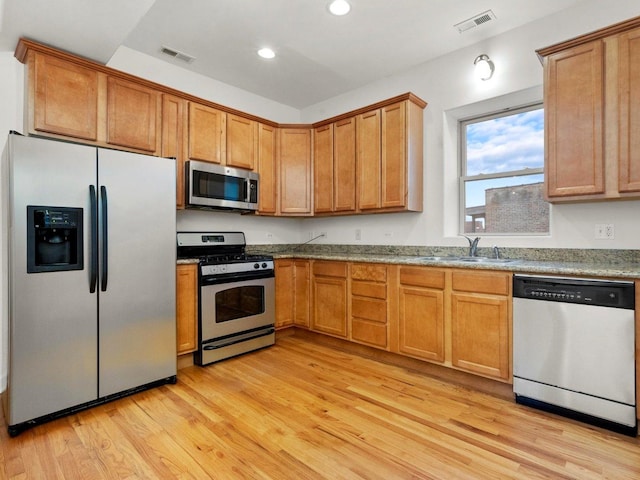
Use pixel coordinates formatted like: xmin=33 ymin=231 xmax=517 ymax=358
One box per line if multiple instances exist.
xmin=277 ymin=259 xmax=513 ymax=383
xmin=176 ymin=264 xmax=198 ymax=355
xmin=397 ymin=266 xmax=445 ymax=362
xmin=275 ymin=259 xmax=310 ymax=328
xmin=450 ymin=270 xmax=511 ymax=381
xmin=311 ymin=261 xmax=348 ymax=338
xmin=350 ymin=263 xmax=388 ymax=348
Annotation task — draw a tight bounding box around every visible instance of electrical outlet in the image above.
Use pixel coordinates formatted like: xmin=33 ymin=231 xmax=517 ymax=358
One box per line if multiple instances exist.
xmin=320 ymin=231 xmax=327 ymax=238
xmin=605 ymin=224 xmax=615 ymax=239
xmin=595 ymin=224 xmax=615 ymax=239
xmin=266 ymin=232 xmax=273 ymax=239
xmin=355 ymin=229 xmax=361 ymax=241
xmin=384 ymin=231 xmax=394 ymax=238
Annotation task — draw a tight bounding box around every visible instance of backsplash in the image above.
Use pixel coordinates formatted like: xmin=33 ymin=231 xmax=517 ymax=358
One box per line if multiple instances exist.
xmin=248 ymin=244 xmax=640 ymax=265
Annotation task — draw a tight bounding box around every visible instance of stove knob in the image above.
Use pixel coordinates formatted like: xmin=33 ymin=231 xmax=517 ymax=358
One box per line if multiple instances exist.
xmin=254 ymin=263 xmax=260 ymax=269
xmin=262 ymin=263 xmax=267 ymax=269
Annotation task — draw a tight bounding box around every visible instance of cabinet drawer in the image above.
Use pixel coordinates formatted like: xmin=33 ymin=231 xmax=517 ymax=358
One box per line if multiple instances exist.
xmin=452 ymin=270 xmax=510 ymax=296
xmin=399 ymin=266 xmax=446 ymax=289
xmin=351 ymin=281 xmax=386 ymax=299
xmin=352 ymin=319 xmax=387 ymax=348
xmin=351 ymin=263 xmax=387 ymax=282
xmin=352 ymin=297 xmax=386 ymax=323
xmin=313 ymin=261 xmax=347 ymax=277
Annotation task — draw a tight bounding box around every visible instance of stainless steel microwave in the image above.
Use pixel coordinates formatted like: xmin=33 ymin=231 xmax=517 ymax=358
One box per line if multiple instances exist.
xmin=186 ymin=160 xmax=259 ymax=212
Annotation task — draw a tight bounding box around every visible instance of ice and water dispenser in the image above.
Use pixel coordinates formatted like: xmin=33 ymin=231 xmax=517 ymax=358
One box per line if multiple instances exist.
xmin=26 ymin=206 xmax=83 ymax=273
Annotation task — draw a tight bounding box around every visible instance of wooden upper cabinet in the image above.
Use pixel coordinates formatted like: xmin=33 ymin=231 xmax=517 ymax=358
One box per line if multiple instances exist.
xmin=314 ymin=124 xmax=334 ymax=213
xmin=161 ymin=94 xmax=187 ymax=208
xmin=382 ymin=102 xmax=407 ymax=208
xmin=226 ymin=113 xmax=257 ymax=170
xmin=357 ymin=109 xmax=382 ymax=210
xmin=355 ymin=98 xmax=423 ymax=213
xmin=618 ymin=26 xmax=640 ymax=193
xmin=257 ymin=123 xmax=277 ymax=215
xmin=31 ymin=52 xmax=99 ymax=141
xmin=278 ymin=128 xmax=312 ymax=215
xmin=188 ymin=102 xmax=226 ymax=164
xmin=106 ymin=76 xmax=161 ymax=153
xmin=544 ymin=41 xmax=605 ymax=198
xmin=334 ymin=117 xmax=357 ymax=212
xmin=539 ymin=17 xmax=640 ymax=201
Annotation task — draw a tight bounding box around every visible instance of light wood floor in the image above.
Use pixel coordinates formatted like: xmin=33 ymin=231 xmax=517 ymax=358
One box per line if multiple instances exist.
xmin=2 ymin=333 xmax=640 ymax=479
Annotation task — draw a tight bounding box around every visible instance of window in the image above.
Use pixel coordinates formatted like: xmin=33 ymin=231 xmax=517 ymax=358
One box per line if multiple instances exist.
xmin=460 ymin=104 xmax=549 ymax=235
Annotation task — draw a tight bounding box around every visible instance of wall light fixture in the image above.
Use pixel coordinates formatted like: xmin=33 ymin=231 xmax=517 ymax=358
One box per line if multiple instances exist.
xmin=474 ymin=54 xmax=495 ymax=81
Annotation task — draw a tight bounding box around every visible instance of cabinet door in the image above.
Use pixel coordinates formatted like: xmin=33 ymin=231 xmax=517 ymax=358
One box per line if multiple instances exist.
xmin=314 ymin=124 xmax=334 ymax=213
xmin=275 ymin=260 xmax=295 ymax=328
xmin=381 ymin=102 xmax=406 ymax=208
xmin=279 ymin=128 xmax=312 ymax=215
xmin=258 ymin=123 xmax=277 ymax=214
xmin=188 ymin=102 xmax=226 ymax=164
xmin=227 ymin=114 xmax=257 ymax=170
xmin=312 ymin=262 xmax=347 ymax=337
xmin=294 ymin=260 xmax=311 ymax=328
xmin=357 ymin=109 xmax=381 ymax=210
xmin=32 ymin=52 xmax=99 ymax=141
xmin=176 ymin=264 xmax=198 ymax=355
xmin=545 ymin=40 xmax=605 ymax=198
xmin=161 ymin=94 xmax=187 ymax=208
xmin=398 ymin=266 xmax=445 ymax=362
xmin=618 ymin=26 xmax=640 ymax=193
xmin=107 ymin=76 xmax=160 ymax=153
xmin=334 ymin=117 xmax=357 ymax=212
xmin=451 ymin=293 xmax=509 ymax=380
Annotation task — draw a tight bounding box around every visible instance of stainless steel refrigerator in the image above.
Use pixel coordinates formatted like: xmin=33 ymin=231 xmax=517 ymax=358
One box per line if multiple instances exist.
xmin=3 ymin=132 xmax=177 ymax=436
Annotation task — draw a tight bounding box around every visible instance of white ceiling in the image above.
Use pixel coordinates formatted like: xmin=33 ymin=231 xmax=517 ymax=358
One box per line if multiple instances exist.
xmin=0 ymin=0 xmax=589 ymax=109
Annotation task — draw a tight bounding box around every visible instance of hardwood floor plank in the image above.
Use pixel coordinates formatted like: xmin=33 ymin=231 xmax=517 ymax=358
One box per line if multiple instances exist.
xmin=2 ymin=333 xmax=640 ymax=479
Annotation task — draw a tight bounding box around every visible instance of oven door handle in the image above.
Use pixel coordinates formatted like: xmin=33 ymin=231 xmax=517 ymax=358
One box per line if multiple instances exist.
xmin=200 ymin=270 xmax=274 ymax=286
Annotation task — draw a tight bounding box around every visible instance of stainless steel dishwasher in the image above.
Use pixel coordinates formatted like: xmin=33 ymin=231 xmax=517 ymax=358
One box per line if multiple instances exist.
xmin=513 ymin=274 xmax=636 ymax=436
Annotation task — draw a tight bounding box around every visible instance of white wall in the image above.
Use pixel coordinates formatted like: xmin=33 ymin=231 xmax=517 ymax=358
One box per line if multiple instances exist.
xmin=298 ymin=0 xmax=640 ymax=250
xmin=110 ymin=0 xmax=640 ymax=250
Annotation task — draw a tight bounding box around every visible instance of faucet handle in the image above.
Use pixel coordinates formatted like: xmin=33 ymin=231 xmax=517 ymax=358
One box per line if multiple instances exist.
xmin=492 ymin=245 xmax=500 ymax=259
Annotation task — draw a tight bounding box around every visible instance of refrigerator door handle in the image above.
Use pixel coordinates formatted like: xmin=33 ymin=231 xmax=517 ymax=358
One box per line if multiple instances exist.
xmin=100 ymin=185 xmax=108 ymax=292
xmin=89 ymin=185 xmax=98 ymax=293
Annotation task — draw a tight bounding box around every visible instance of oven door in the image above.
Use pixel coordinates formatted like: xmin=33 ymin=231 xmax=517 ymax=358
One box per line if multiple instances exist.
xmin=200 ymin=275 xmax=275 ymax=342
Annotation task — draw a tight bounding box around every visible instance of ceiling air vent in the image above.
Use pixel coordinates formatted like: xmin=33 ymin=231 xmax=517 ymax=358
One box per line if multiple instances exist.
xmin=160 ymin=46 xmax=195 ymax=63
xmin=454 ymin=10 xmax=497 ymax=34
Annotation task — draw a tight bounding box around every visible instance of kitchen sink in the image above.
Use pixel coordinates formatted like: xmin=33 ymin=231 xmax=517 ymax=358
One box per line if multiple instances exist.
xmin=455 ymin=256 xmax=520 ymax=264
xmin=418 ymin=256 xmax=520 ymax=264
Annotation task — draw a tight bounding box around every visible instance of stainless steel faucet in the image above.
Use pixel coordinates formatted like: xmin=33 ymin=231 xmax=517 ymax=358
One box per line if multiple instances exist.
xmin=463 ymin=236 xmax=480 ymax=257
xmin=493 ymin=245 xmax=500 ymax=259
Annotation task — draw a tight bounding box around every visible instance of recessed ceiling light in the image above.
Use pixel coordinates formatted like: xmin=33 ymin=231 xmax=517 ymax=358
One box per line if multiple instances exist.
xmin=257 ymin=47 xmax=276 ymax=59
xmin=328 ymin=0 xmax=351 ymax=16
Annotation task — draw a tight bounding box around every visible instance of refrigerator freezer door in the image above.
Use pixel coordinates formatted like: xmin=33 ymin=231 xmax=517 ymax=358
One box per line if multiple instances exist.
xmin=97 ymin=148 xmax=176 ymax=397
xmin=7 ymin=134 xmax=98 ymax=425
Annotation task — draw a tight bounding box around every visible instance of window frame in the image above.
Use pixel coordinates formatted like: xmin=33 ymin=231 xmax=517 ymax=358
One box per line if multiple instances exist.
xmin=458 ymin=102 xmax=547 ymax=236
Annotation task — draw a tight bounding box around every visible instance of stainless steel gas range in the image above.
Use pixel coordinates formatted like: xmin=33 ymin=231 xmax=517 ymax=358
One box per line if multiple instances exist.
xmin=177 ymin=231 xmax=275 ymax=365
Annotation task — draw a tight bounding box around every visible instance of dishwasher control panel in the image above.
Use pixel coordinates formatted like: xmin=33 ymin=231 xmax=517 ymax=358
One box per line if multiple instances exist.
xmin=513 ymin=275 xmax=635 ymax=309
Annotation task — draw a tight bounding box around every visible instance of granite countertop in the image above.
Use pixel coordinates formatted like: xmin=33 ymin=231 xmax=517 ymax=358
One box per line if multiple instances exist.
xmin=269 ymin=252 xmax=640 ymax=279
xmin=246 ymin=245 xmax=640 ymax=280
